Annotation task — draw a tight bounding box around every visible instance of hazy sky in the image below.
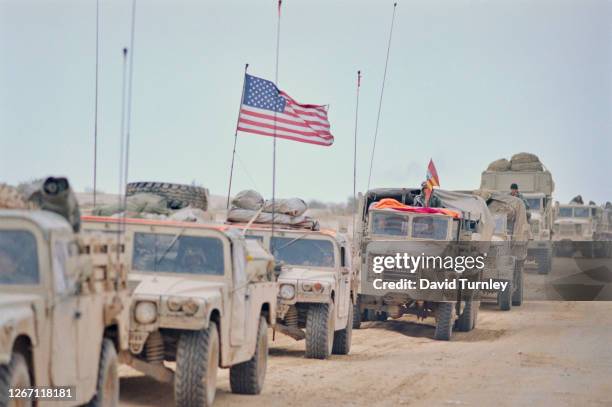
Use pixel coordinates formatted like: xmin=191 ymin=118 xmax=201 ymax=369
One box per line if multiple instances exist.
xmin=1 ymin=0 xmax=611 ymax=204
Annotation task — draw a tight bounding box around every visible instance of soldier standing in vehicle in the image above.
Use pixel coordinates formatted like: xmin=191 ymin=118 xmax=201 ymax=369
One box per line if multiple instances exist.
xmin=510 ymin=183 xmax=530 ymax=210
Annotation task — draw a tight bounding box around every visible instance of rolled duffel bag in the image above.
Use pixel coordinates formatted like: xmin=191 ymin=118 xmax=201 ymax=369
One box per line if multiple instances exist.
xmin=487 ymin=158 xmax=511 ymax=171
xmin=231 ymin=190 xmax=264 ymax=211
xmin=262 ymin=198 xmax=308 ymax=216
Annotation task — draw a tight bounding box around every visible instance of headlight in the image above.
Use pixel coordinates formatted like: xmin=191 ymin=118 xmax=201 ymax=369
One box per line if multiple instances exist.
xmin=182 ymin=299 xmax=200 ymax=315
xmin=134 ymin=301 xmax=157 ymax=324
xmin=167 ymin=297 xmax=183 ymax=312
xmin=279 ymin=284 xmax=295 ymax=300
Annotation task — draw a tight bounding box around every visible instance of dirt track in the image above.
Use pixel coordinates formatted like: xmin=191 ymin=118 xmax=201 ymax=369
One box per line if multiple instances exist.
xmin=119 ymin=261 xmax=612 ymax=407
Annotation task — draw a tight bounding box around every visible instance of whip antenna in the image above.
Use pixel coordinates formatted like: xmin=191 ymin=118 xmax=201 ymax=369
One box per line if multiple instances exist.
xmin=352 ymin=70 xmax=362 ymax=244
xmin=92 ymin=0 xmax=100 ymax=207
xmin=367 ymin=2 xmax=398 ymax=190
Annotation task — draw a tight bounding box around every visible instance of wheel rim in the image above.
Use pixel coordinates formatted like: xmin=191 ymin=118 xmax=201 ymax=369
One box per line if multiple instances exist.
xmin=206 ymin=332 xmax=219 ymax=406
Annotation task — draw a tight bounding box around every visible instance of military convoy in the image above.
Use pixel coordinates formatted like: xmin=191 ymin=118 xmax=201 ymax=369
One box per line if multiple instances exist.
xmin=481 ymin=153 xmax=555 ymax=274
xmin=553 ymin=201 xmax=612 ymax=258
xmin=82 ymin=216 xmax=277 ymax=407
xmin=0 ymin=179 xmax=130 ymax=407
xmin=352 ymin=188 xmax=493 ymax=340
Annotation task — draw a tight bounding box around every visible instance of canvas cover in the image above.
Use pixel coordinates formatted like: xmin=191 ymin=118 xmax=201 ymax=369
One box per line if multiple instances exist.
xmin=473 ymin=190 xmax=530 ymax=241
xmin=434 ymin=189 xmax=494 ymax=240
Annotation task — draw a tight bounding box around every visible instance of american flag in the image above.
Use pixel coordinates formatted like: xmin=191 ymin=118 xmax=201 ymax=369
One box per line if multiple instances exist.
xmin=237 ymin=74 xmax=334 ymax=146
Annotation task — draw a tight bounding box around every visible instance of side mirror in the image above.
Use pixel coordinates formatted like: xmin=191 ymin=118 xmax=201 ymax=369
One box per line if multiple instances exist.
xmin=274 ymin=261 xmax=284 ymax=277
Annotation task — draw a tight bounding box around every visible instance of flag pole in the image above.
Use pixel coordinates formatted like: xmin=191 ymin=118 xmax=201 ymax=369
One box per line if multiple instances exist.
xmin=226 ymin=63 xmax=250 ymax=209
xmin=272 ymin=0 xmax=282 ymax=237
xmin=352 ymin=70 xmax=361 ymax=244
xmin=92 ymin=0 xmax=100 ymax=207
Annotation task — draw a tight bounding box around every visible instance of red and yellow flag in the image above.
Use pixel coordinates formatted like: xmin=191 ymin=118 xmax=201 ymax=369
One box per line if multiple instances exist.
xmin=424 ymin=159 xmax=440 ymax=207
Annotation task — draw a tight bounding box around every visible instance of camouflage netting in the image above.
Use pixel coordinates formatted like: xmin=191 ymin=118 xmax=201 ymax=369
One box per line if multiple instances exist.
xmin=0 ymin=184 xmax=35 ymax=209
xmin=92 ymin=193 xmax=210 ymax=222
xmin=486 ymin=152 xmax=544 ymax=172
xmin=228 ymin=189 xmax=319 ymax=230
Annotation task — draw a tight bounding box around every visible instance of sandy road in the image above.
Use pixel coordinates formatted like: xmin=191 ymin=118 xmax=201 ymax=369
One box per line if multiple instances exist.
xmin=119 ymin=261 xmax=612 ymax=407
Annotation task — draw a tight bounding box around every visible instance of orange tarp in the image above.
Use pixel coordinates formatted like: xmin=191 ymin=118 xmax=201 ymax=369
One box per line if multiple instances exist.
xmin=371 ymin=198 xmax=461 ymax=219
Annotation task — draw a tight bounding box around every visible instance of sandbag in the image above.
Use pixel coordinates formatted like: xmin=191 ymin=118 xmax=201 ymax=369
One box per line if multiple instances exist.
xmin=92 ymin=193 xmax=170 ymax=216
xmin=262 ymin=198 xmax=308 ymax=216
xmin=231 ymin=190 xmax=264 ymax=211
xmin=169 ymin=207 xmax=211 ymax=222
xmin=510 ymin=161 xmax=543 ymax=172
xmin=227 ymin=208 xmax=319 ymax=230
xmin=510 ymin=152 xmax=541 ymax=164
xmin=487 ymin=158 xmax=511 ymax=172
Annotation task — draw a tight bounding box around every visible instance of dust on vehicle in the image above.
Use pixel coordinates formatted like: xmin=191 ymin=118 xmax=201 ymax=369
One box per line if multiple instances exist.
xmin=481 ymin=152 xmax=555 ymax=274
xmin=82 ymin=216 xmax=277 ymax=407
xmin=0 ymin=178 xmax=130 ymax=407
xmin=225 ymin=190 xmax=354 ymax=359
xmin=353 ymin=188 xmax=494 ymax=341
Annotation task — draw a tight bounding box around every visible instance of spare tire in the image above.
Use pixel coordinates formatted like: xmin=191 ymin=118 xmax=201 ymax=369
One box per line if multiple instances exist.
xmin=126 ymin=182 xmax=209 ymax=211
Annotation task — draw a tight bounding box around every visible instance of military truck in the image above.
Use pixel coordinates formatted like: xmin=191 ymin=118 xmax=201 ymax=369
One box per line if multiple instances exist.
xmin=481 ymin=153 xmax=554 ymax=274
xmin=552 ymin=202 xmax=612 ymax=258
xmin=354 ymin=188 xmax=494 ymax=341
xmin=228 ymin=223 xmax=354 ymax=359
xmin=0 ymin=179 xmax=130 ymax=407
xmin=82 ymin=216 xmax=277 ymax=407
xmin=473 ymin=191 xmax=530 ymax=310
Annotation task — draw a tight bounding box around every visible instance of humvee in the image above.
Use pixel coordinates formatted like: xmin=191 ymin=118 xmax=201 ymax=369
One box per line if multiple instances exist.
xmin=475 ymin=191 xmax=530 ymax=310
xmin=354 ymin=188 xmax=493 ymax=341
xmin=228 ymin=223 xmax=354 ymax=359
xmin=82 ymin=216 xmax=277 ymax=407
xmin=0 ymin=185 xmax=129 ymax=406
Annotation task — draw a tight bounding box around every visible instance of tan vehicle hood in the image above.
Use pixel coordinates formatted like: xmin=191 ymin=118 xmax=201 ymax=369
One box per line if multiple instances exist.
xmin=279 ymin=267 xmax=336 ymax=284
xmin=131 ymin=274 xmax=225 ymax=299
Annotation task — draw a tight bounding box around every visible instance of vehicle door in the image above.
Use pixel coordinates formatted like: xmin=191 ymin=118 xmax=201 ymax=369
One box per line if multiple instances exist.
xmin=337 ymin=243 xmax=351 ymax=319
xmin=49 ymin=234 xmax=79 ymax=387
xmin=230 ymin=241 xmax=249 ymax=346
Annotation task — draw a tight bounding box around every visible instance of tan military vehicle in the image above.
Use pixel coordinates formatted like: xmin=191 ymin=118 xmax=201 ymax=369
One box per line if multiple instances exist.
xmin=0 ymin=179 xmax=129 ymax=407
xmin=473 ymin=191 xmax=530 ymax=310
xmin=481 ymin=153 xmax=555 ymax=274
xmin=228 ymin=223 xmax=354 ymax=359
xmin=553 ymin=202 xmax=603 ymax=257
xmin=83 ymin=216 xmax=277 ymax=407
xmin=354 ymin=188 xmax=494 ymax=341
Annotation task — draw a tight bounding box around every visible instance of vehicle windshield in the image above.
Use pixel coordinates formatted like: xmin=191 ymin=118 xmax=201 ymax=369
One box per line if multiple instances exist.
xmin=574 ymin=207 xmax=590 ymax=218
xmin=0 ymin=230 xmax=39 ymax=285
xmin=370 ymin=211 xmax=410 ymax=237
xmin=271 ymin=237 xmax=335 ymax=268
xmin=132 ymin=232 xmax=224 ymax=275
xmin=411 ymin=216 xmax=449 ymax=240
xmin=558 ymin=207 xmax=573 ymax=217
xmin=525 ymin=198 xmax=541 ymax=210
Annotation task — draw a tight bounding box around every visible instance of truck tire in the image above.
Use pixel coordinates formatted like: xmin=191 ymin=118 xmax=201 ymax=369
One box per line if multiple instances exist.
xmin=456 ymin=300 xmax=478 ymax=332
xmin=332 ymin=305 xmax=353 ymax=355
xmin=434 ymin=302 xmax=454 ymax=341
xmin=87 ymin=338 xmax=118 ymax=407
xmin=498 ymin=281 xmax=513 ymax=311
xmin=305 ymin=303 xmax=334 ymax=359
xmin=512 ymin=265 xmax=524 ymax=306
xmin=175 ymin=324 xmax=219 ymax=407
xmin=0 ymin=353 xmax=32 ymax=407
xmin=126 ymin=182 xmax=209 ymax=211
xmin=230 ymin=317 xmax=268 ymax=395
xmin=352 ymin=304 xmax=362 ymax=329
